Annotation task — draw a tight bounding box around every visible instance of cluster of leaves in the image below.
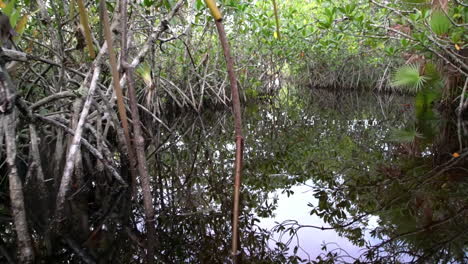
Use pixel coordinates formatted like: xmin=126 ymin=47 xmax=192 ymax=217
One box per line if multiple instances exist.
xmin=229 ymin=0 xmax=468 ymax=97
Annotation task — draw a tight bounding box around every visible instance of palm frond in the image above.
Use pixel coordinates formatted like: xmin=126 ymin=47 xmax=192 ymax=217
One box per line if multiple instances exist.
xmin=423 ymin=62 xmax=444 ymax=89
xmin=136 ymin=62 xmax=153 ymax=88
xmin=430 ymin=10 xmax=450 ymax=35
xmin=389 ymin=127 xmax=423 ymax=143
xmin=391 ymin=64 xmax=428 ymax=92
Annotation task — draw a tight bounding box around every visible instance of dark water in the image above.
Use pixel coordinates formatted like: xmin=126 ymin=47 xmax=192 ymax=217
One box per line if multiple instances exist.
xmin=146 ymin=88 xmax=465 ymax=263
xmin=2 ymin=88 xmax=467 ymax=263
xmin=244 ymin=89 xmax=468 ymax=263
xmin=153 ymin=88 xmax=467 ymax=263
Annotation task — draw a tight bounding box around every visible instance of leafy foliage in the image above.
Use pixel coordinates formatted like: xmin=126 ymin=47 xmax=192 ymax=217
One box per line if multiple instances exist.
xmin=430 ymin=10 xmax=451 ymax=35
xmin=389 ymin=127 xmax=424 ymax=143
xmin=391 ymin=64 xmax=428 ymax=92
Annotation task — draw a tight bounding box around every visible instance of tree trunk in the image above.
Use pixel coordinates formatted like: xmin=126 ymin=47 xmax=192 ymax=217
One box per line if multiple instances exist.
xmin=126 ymin=65 xmax=157 ymax=263
xmin=0 ymin=64 xmax=35 ymax=263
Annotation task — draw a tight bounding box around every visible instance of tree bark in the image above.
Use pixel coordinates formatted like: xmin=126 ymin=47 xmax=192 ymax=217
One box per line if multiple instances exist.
xmin=55 ymin=66 xmax=103 ymax=221
xmin=0 ymin=64 xmax=35 ymax=263
xmin=121 ymin=0 xmax=157 ymax=259
xmin=212 ymin=13 xmax=245 ymax=264
xmin=127 ymin=66 xmax=157 ymax=263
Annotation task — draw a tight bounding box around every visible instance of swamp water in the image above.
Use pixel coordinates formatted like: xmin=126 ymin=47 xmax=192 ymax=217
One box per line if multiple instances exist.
xmin=6 ymin=89 xmax=467 ymax=263
xmin=142 ymin=88 xmax=466 ymax=263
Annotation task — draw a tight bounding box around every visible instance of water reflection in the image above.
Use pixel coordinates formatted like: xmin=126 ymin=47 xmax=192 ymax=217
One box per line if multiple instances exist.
xmin=258 ymin=180 xmax=365 ymax=262
xmin=232 ymin=88 xmax=465 ymax=263
xmin=149 ymin=88 xmax=424 ymax=262
xmin=2 ymin=88 xmax=467 ymax=263
xmin=244 ymin=89 xmax=411 ymax=262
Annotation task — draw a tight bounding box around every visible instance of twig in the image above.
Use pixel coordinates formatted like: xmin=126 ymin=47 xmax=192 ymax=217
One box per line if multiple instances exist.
xmin=29 ymin=91 xmax=76 ymax=110
xmin=122 ymin=0 xmax=157 ymax=261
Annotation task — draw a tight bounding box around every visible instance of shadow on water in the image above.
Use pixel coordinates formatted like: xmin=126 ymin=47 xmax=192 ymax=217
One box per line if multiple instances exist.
xmin=1 ymin=88 xmax=467 ymax=263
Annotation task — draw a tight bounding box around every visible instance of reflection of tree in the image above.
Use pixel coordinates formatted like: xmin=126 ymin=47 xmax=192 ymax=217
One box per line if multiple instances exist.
xmin=140 ymin=89 xmax=415 ymax=263
xmin=4 ymin=87 xmax=463 ymax=262
xmin=286 ymin=95 xmax=468 ymax=263
xmin=0 ymin=107 xmax=281 ymax=262
xmin=244 ymin=90 xmax=417 ymax=262
xmin=142 ymin=112 xmax=275 ymax=263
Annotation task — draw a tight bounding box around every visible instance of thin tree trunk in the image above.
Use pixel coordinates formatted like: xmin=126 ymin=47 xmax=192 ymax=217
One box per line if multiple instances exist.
xmin=216 ymin=20 xmax=244 ymax=263
xmin=127 ymin=65 xmax=157 ymax=263
xmin=272 ymin=0 xmax=281 ymax=40
xmin=29 ymin=123 xmax=53 ymax=254
xmin=55 ymin=66 xmax=103 ymax=221
xmin=204 ymin=3 xmax=245 ymax=261
xmin=100 ymin=0 xmax=138 ymax=198
xmin=121 ymin=1 xmax=157 ymax=261
xmin=0 ymin=64 xmax=35 ymax=263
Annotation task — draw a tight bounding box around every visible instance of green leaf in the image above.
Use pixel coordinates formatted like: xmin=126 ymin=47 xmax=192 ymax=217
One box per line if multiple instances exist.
xmin=450 ymin=28 xmax=464 ymax=43
xmin=195 ymin=0 xmax=204 ymax=10
xmin=324 ymin=7 xmax=336 ymax=18
xmin=2 ymin=0 xmax=16 ymax=17
xmin=164 ymin=0 xmax=172 ymax=9
xmin=400 ymin=38 xmax=410 ymax=48
xmin=409 ymin=12 xmax=421 ymax=22
xmin=9 ymin=9 xmax=19 ymax=26
xmin=384 ymin=46 xmax=396 ymax=56
xmin=143 ymin=0 xmax=153 ymax=7
xmin=430 ymin=10 xmax=450 ymax=35
xmin=423 ymin=62 xmax=443 ymax=89
xmin=136 ymin=62 xmax=153 ymax=87
xmin=106 ymin=1 xmax=116 ymax=12
xmin=391 ymin=64 xmax=428 ymax=92
xmin=389 ymin=128 xmax=423 ymax=143
xmin=421 ymin=8 xmax=431 ymax=19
